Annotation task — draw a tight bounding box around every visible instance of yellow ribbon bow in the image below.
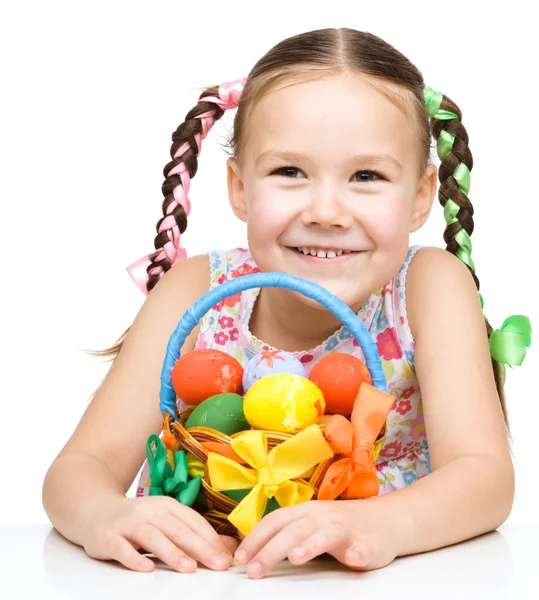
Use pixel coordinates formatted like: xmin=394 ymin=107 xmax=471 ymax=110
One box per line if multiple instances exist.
xmin=207 ymin=424 xmax=334 ymax=535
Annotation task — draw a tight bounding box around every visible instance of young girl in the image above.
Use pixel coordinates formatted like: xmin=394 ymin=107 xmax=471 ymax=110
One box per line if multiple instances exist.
xmin=42 ymin=27 xmax=531 ymax=580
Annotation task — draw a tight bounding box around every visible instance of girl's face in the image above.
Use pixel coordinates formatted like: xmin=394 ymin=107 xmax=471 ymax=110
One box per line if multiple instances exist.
xmin=227 ymin=73 xmax=437 ymax=311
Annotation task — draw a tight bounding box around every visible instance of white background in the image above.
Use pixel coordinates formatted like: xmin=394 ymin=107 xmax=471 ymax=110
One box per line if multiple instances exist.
xmin=1 ymin=0 xmax=536 ymax=525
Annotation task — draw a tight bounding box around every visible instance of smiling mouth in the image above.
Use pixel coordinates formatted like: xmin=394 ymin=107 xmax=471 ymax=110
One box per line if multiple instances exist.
xmin=287 ymin=246 xmax=361 ymax=259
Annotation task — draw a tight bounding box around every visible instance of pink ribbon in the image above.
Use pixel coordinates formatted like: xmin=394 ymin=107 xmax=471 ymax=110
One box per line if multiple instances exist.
xmin=200 ymin=78 xmax=247 ymax=110
xmin=126 ymin=78 xmax=247 ymax=295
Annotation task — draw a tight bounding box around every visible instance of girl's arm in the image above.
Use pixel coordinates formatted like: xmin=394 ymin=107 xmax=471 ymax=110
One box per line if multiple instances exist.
xmin=42 ymin=254 xmax=211 ymax=546
xmin=387 ymin=246 xmax=515 ymax=554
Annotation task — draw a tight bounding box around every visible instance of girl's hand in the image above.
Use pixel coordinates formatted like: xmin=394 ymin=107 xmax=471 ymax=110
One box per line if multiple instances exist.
xmin=234 ymin=499 xmax=406 ymax=579
xmin=82 ymin=495 xmax=236 ymax=573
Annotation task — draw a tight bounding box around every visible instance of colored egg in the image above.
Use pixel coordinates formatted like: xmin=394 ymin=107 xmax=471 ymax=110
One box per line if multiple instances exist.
xmin=185 ymin=393 xmax=250 ymax=436
xmin=308 ymin=353 xmax=372 ymax=415
xmin=172 ymin=349 xmax=244 ymax=406
xmin=242 ymin=350 xmax=306 ymax=393
xmin=243 ymin=373 xmax=325 ymax=433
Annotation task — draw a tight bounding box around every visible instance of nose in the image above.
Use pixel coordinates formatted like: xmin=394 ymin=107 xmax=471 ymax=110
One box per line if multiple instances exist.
xmin=300 ymin=188 xmax=354 ymax=230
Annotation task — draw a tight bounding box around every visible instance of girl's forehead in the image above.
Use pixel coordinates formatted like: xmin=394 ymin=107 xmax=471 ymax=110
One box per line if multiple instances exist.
xmin=244 ymin=75 xmax=415 ymax=167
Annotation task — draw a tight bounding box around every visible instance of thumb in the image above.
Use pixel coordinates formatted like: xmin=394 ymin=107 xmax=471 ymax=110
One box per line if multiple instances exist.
xmin=343 ymin=540 xmax=371 ymax=567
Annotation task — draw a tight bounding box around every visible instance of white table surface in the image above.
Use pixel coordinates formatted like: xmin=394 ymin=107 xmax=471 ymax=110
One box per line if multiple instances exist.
xmin=1 ymin=523 xmax=536 ymax=600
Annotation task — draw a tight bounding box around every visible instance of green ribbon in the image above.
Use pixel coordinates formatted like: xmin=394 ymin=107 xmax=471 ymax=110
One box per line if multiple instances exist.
xmin=443 ymin=198 xmax=475 ymax=272
xmin=146 ymin=434 xmax=201 ymax=506
xmin=423 ymin=85 xmax=532 ymax=377
xmin=423 ymin=86 xmax=458 ymax=121
xmin=489 ymin=315 xmax=532 ymax=373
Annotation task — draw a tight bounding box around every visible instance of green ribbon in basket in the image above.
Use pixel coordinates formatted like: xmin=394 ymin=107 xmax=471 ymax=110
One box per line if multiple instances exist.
xmin=146 ymin=434 xmax=201 ymax=506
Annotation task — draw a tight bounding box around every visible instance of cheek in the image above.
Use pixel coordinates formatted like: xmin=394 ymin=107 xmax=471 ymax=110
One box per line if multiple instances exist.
xmin=361 ymin=197 xmax=412 ymax=248
xmin=247 ymin=188 xmax=296 ymax=246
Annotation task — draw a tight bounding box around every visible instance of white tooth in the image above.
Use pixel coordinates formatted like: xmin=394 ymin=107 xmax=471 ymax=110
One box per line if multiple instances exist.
xmin=336 ymin=250 xmax=343 ymax=256
xmin=302 ymin=248 xmax=310 ymax=255
xmin=317 ymin=250 xmax=327 ymax=258
xmin=327 ymin=250 xmax=337 ymax=258
xmin=310 ymin=249 xmax=317 ymax=256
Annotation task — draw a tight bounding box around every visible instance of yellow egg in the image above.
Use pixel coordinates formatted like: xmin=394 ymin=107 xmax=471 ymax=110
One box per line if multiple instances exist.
xmin=243 ymin=373 xmax=326 ymax=433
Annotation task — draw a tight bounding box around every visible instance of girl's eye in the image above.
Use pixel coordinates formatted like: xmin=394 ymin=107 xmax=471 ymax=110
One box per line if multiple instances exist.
xmin=271 ymin=167 xmax=385 ymax=182
xmin=352 ymin=170 xmax=386 ymax=183
xmin=272 ymin=167 xmax=305 ymax=178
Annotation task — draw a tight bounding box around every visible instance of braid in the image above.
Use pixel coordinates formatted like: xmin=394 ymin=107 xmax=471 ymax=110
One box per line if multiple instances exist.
xmin=429 ymin=97 xmax=478 ymax=283
xmin=125 ymin=79 xmax=245 ymax=295
xmin=145 ymin=88 xmax=227 ymax=293
xmin=424 ymin=87 xmax=511 ymax=433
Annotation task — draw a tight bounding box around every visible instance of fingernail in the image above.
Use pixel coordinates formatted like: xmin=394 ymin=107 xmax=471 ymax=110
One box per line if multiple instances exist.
xmin=247 ymin=561 xmax=263 ymax=578
xmin=213 ymin=552 xmax=231 ymax=569
xmin=235 ymin=549 xmax=247 ymax=563
xmin=346 ymin=551 xmax=362 ymax=565
xmin=140 ymin=558 xmax=154 ymax=571
xmin=179 ymin=557 xmax=196 ymax=571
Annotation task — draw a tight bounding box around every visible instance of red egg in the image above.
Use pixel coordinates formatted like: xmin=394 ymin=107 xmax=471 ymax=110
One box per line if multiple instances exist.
xmin=308 ymin=353 xmax=372 ymax=415
xmin=171 ymin=349 xmax=244 ymax=406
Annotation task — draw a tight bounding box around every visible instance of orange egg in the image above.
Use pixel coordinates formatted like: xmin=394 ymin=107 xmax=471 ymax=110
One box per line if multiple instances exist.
xmin=171 ymin=349 xmax=244 ymax=406
xmin=308 ymin=353 xmax=372 ymax=415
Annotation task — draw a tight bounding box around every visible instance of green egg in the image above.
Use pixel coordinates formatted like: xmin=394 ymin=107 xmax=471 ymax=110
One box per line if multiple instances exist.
xmin=185 ymin=393 xmax=249 ymax=436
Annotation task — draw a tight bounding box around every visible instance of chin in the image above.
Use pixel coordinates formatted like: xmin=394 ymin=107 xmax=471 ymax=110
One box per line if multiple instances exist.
xmin=290 ymin=280 xmax=367 ymax=313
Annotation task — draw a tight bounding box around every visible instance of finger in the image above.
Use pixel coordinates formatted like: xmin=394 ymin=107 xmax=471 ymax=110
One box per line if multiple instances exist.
xmin=165 ymin=501 xmax=234 ymax=555
xmin=244 ymin=518 xmax=318 ymax=579
xmin=160 ymin=515 xmax=233 ymax=571
xmin=235 ymin=505 xmax=302 ymax=564
xmin=103 ymin=535 xmax=156 ymax=572
xmin=340 ymin=540 xmax=372 ymax=569
xmin=124 ymin=523 xmax=197 ymax=573
xmin=219 ymin=535 xmax=240 ymax=555
xmin=287 ymin=527 xmax=348 ymax=565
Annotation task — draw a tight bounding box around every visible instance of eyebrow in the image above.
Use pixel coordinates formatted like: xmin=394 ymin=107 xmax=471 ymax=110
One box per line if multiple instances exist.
xmin=255 ymin=150 xmax=403 ymax=170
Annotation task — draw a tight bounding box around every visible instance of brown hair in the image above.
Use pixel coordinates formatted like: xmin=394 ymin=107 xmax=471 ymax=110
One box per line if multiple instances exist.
xmin=87 ymin=27 xmax=509 ymax=435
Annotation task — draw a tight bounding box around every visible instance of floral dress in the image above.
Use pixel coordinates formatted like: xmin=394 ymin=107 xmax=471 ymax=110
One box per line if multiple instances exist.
xmin=136 ymin=245 xmax=431 ymax=497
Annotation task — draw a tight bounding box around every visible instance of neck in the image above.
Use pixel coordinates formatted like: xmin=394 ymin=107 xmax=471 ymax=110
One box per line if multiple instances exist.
xmin=248 ymin=287 xmax=370 ymax=353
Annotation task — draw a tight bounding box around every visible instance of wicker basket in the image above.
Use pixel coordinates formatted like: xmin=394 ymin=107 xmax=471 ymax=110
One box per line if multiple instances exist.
xmin=156 ymin=271 xmax=389 ymax=539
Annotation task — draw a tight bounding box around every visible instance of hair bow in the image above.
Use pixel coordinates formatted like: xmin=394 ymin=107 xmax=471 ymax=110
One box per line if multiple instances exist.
xmin=200 ymin=77 xmax=247 ymax=110
xmin=318 ymin=383 xmax=396 ymax=500
xmin=489 ymin=315 xmax=532 ymax=382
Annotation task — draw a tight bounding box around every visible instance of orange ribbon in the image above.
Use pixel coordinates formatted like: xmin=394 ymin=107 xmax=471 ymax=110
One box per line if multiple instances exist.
xmin=318 ymin=383 xmax=396 ymax=500
xmin=201 ymin=441 xmax=246 ymax=464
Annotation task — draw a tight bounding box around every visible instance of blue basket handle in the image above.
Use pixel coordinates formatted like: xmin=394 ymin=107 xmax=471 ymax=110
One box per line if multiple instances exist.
xmin=160 ymin=271 xmax=387 ymax=418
